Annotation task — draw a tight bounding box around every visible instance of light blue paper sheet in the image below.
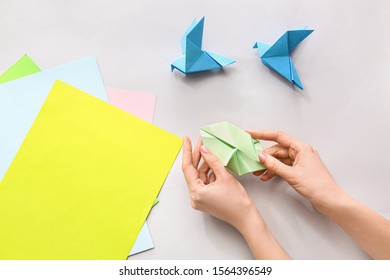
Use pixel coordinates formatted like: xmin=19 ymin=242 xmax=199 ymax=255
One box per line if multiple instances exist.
xmin=0 ymin=56 xmax=108 ymax=181
xmin=129 ymin=223 xmax=154 ymax=255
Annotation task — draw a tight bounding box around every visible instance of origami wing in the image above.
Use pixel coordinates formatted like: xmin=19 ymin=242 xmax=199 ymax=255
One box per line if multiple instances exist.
xmin=200 ymin=122 xmax=265 ymax=175
xmin=261 ymin=56 xmax=303 ymax=89
xmin=182 ymin=18 xmax=203 ymax=54
xmin=261 ymin=28 xmax=313 ymax=58
xmin=172 ymin=17 xmax=235 ymax=74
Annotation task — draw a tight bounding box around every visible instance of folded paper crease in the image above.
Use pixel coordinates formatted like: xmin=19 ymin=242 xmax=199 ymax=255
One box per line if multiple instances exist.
xmin=200 ymin=122 xmax=265 ymax=176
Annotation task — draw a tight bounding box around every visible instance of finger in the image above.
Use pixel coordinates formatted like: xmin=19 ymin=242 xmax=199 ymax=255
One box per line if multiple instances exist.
xmin=182 ymin=136 xmax=200 ymax=189
xmin=265 ymin=145 xmax=290 ymax=158
xmin=209 ymin=172 xmax=216 ymax=183
xmin=200 ymin=145 xmax=228 ymax=178
xmin=253 ymin=169 xmax=267 ymax=176
xmin=254 ymin=147 xmax=291 ymax=177
xmin=182 ymin=136 xmax=194 ymax=169
xmin=199 ymin=161 xmax=210 ymax=184
xmin=246 ymin=130 xmax=303 ymax=152
xmin=259 ymin=158 xmax=292 ymax=181
xmin=192 ymin=137 xmax=202 ymax=168
xmin=279 ymin=157 xmax=293 ymax=166
xmin=258 ymin=153 xmax=294 ymax=179
xmin=260 ymin=170 xmax=275 ymax=181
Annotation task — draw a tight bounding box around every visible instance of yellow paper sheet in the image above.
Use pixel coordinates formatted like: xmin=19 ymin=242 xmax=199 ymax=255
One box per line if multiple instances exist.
xmin=0 ymin=81 xmax=182 ymax=260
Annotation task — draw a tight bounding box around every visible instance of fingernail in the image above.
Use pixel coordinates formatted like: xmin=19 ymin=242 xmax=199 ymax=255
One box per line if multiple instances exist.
xmin=258 ymin=153 xmax=266 ymax=163
xmin=200 ymin=145 xmax=208 ymax=154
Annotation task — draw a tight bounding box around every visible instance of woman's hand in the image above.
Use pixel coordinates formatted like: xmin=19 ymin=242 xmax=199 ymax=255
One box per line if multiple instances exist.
xmin=181 ymin=136 xmax=256 ymax=231
xmin=181 ymin=136 xmax=291 ymax=259
xmin=246 ymin=130 xmax=343 ymax=208
xmin=247 ymin=130 xmax=390 ymax=260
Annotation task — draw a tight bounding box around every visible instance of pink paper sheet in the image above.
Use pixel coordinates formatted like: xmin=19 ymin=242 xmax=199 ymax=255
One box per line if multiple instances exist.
xmin=106 ymin=88 xmax=157 ymax=123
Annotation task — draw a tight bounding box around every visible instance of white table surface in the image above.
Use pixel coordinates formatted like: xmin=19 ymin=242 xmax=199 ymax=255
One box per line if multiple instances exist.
xmin=1 ymin=0 xmax=389 ymax=259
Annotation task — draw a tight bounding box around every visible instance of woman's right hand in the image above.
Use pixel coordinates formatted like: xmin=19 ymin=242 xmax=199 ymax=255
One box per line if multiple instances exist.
xmin=247 ymin=130 xmax=390 ymax=260
xmin=246 ymin=130 xmax=344 ymax=209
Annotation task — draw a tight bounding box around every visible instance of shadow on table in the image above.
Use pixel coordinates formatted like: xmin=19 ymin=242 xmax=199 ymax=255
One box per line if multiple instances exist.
xmin=171 ymin=67 xmax=237 ymax=83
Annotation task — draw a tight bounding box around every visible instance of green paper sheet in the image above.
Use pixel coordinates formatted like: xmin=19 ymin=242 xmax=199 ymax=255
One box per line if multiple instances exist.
xmin=0 ymin=81 xmax=182 ymax=259
xmin=0 ymin=55 xmax=40 ymax=84
xmin=200 ymin=121 xmax=265 ymax=176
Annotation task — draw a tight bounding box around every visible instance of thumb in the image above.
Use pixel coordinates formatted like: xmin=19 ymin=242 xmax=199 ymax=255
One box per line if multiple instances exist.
xmin=258 ymin=153 xmax=293 ymax=179
xmin=200 ymin=145 xmax=227 ymax=178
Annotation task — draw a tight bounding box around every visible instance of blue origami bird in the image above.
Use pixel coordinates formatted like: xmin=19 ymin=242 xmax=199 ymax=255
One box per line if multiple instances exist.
xmin=253 ymin=27 xmax=314 ymax=90
xmin=171 ymin=17 xmax=235 ymax=74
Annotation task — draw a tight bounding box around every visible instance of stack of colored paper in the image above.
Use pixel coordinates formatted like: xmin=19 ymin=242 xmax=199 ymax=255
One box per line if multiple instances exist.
xmin=0 ymin=55 xmax=182 ymax=259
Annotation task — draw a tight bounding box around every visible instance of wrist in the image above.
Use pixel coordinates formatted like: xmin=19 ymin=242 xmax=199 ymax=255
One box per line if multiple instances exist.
xmin=235 ymin=202 xmax=291 ymax=259
xmin=310 ymin=185 xmax=352 ymax=219
xmin=235 ymin=203 xmax=267 ymax=237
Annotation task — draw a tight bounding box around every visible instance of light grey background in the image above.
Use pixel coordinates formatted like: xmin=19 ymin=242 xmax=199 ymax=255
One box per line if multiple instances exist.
xmin=1 ymin=0 xmax=389 ymax=259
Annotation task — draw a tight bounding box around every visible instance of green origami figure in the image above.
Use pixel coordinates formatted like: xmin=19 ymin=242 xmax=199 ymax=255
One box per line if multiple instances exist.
xmin=200 ymin=121 xmax=266 ymax=176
